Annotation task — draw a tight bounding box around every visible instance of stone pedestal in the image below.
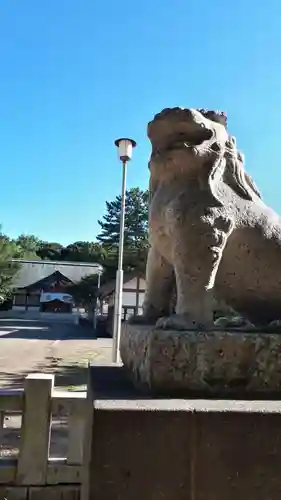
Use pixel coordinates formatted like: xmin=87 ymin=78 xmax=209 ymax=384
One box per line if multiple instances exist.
xmin=120 ymin=322 xmax=281 ymax=396
xmin=82 ymin=363 xmax=281 ymax=500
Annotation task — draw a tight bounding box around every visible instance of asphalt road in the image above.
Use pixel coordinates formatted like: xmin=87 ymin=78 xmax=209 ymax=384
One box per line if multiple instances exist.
xmin=0 ymin=317 xmax=92 ymax=340
xmin=0 ymin=318 xmax=112 ymax=388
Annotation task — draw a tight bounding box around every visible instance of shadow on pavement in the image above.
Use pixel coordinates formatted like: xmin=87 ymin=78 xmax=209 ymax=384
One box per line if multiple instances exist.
xmin=0 ymin=372 xmax=27 ymax=389
xmin=0 ymin=363 xmax=90 ymax=390
xmin=0 ymin=318 xmax=111 ymax=340
xmin=54 ymin=363 xmax=89 ymax=389
xmin=0 ymin=320 xmax=98 ymax=340
xmin=0 ymin=318 xmax=112 ymax=389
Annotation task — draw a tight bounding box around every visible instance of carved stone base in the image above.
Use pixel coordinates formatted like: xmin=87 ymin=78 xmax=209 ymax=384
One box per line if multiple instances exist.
xmin=120 ymin=322 xmax=281 ymax=396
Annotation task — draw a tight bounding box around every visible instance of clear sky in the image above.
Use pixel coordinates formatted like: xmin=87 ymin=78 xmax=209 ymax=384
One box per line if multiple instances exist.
xmin=0 ymin=0 xmax=281 ymax=245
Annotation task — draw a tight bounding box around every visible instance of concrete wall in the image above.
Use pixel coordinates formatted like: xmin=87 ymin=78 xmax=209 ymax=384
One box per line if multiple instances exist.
xmin=86 ymin=401 xmax=281 ymax=499
xmin=85 ymin=365 xmax=281 ymax=499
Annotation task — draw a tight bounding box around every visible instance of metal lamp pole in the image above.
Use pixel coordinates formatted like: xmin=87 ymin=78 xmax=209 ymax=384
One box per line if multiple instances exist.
xmin=112 ymin=138 xmax=136 ymax=363
xmin=93 ymin=267 xmax=102 ymax=330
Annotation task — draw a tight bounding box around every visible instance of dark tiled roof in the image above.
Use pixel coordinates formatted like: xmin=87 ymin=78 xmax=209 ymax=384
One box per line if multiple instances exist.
xmin=12 ymin=259 xmax=103 ymax=289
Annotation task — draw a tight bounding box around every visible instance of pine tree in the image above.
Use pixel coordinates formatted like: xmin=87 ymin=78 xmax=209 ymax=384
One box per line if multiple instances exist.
xmin=97 ymin=187 xmax=149 ymax=279
xmin=97 ymin=187 xmax=149 ymax=250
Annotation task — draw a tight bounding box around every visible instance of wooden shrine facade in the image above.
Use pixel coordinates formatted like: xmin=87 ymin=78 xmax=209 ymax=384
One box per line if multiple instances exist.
xmin=13 ymin=271 xmax=73 ymax=312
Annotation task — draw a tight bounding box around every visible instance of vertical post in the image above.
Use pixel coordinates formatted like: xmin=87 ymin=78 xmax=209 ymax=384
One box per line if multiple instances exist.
xmin=112 ymin=160 xmax=127 ymax=363
xmin=97 ymin=272 xmax=101 ymax=289
xmin=135 ymin=274 xmax=141 ymax=315
xmin=81 ymin=365 xmax=95 ymax=500
xmin=0 ymin=411 xmax=5 ymax=444
xmin=67 ymin=411 xmax=85 ymax=464
xmin=17 ymin=374 xmax=54 ymax=485
xmin=93 ymin=270 xmax=102 ymax=331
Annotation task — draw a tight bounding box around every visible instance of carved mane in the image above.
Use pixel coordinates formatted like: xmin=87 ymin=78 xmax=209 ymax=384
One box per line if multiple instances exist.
xmin=208 ymin=137 xmax=261 ymax=203
xmin=224 ymin=145 xmax=261 ymax=201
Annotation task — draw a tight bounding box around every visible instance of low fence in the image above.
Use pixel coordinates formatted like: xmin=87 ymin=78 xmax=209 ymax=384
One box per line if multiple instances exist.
xmin=0 ymin=374 xmax=86 ymax=499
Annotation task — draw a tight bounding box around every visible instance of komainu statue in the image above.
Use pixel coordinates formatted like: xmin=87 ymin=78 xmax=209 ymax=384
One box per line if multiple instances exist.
xmin=141 ymin=107 xmax=281 ymax=329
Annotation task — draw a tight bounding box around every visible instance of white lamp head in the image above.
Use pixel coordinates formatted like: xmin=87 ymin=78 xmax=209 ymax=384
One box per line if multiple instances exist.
xmin=115 ymin=138 xmax=136 ymax=161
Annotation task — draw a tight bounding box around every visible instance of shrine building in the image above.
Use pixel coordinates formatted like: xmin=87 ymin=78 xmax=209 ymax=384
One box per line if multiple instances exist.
xmin=10 ymin=259 xmax=102 ymax=313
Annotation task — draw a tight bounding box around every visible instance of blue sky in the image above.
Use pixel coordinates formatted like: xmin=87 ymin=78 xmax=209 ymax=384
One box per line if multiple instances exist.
xmin=0 ymin=0 xmax=281 ymax=245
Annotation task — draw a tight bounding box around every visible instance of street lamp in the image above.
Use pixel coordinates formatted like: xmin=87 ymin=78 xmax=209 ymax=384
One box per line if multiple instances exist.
xmin=97 ymin=267 xmax=102 ymax=290
xmin=112 ymin=138 xmax=136 ymax=363
xmin=93 ymin=266 xmax=103 ymax=330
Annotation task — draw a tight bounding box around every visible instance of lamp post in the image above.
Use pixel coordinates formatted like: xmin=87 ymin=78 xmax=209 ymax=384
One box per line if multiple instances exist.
xmin=93 ymin=266 xmax=103 ymax=330
xmin=112 ymin=138 xmax=136 ymax=363
xmin=97 ymin=267 xmax=102 ymax=290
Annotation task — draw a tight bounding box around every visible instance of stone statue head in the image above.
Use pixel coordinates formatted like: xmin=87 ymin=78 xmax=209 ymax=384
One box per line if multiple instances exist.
xmin=148 ymin=107 xmax=261 ymax=202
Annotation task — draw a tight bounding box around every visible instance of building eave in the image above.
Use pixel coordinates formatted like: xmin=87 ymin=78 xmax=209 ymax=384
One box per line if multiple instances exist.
xmin=98 ymin=271 xmax=145 ymax=300
xmin=11 ymin=258 xmax=103 ymax=271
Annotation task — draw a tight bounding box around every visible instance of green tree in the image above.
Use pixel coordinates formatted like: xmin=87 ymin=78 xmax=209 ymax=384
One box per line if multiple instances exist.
xmin=97 ymin=187 xmax=149 ymax=280
xmin=66 ymin=275 xmax=99 ymax=311
xmin=14 ymin=234 xmax=42 ymax=260
xmin=60 ymin=241 xmax=107 ymax=263
xmin=36 ymin=242 xmax=64 ymax=261
xmin=0 ymin=233 xmax=21 ymax=301
xmin=97 ymin=187 xmax=149 ymax=250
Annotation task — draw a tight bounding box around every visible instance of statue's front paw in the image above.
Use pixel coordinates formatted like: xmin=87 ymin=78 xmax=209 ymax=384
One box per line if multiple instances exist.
xmin=263 ymin=320 xmax=281 ymax=333
xmin=214 ymin=315 xmax=254 ymax=329
xmin=156 ymin=314 xmax=204 ymax=331
xmin=128 ymin=315 xmax=157 ymax=326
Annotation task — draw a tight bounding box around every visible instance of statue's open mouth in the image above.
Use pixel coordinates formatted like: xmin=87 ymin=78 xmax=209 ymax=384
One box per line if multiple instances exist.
xmin=148 ymin=108 xmax=226 ymax=156
xmin=151 ymin=127 xmax=213 ymax=156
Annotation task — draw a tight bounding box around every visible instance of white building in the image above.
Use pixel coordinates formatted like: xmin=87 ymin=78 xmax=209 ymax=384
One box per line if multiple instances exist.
xmin=98 ymin=272 xmax=146 ymax=334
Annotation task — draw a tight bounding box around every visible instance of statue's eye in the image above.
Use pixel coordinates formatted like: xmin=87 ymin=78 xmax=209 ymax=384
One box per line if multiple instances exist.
xmin=200 ymin=122 xmax=206 ymax=128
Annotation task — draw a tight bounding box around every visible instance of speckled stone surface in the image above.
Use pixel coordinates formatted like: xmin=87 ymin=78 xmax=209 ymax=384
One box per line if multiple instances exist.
xmin=120 ymin=323 xmax=281 ymax=395
xmin=143 ymin=107 xmax=281 ymax=329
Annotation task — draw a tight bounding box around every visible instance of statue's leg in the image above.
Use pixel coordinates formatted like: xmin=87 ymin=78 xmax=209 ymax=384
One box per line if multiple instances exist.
xmin=157 ymin=214 xmax=234 ymax=329
xmin=132 ymin=246 xmax=174 ymax=324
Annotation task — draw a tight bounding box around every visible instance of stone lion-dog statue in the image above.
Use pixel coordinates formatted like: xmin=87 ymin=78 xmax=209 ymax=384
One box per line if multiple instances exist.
xmin=138 ymin=107 xmax=281 ymax=330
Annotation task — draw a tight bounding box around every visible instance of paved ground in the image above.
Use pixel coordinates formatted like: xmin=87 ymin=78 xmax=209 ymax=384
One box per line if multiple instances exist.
xmin=0 ymin=318 xmax=112 ymax=389
xmin=0 ymin=318 xmax=112 ymax=457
